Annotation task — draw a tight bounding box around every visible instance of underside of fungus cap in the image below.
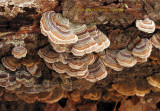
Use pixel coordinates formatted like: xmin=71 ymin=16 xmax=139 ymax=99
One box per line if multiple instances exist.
xmin=116 ymin=48 xmax=137 ymax=67
xmin=37 ymin=91 xmax=53 ymax=101
xmin=45 ymin=87 xmax=64 ymax=103
xmin=112 ymin=80 xmax=136 ymax=96
xmin=147 ymin=73 xmax=160 ymax=88
xmin=136 ymin=17 xmax=155 ymax=33
xmin=136 ymin=57 xmax=148 ymax=64
xmin=101 ymin=50 xmax=124 ymax=71
xmin=132 ymin=38 xmax=152 ymax=58
xmin=113 ymin=79 xmax=151 ymax=97
xmin=135 ymin=79 xmax=151 ymax=96
xmin=40 ymin=11 xmax=78 ymax=44
xmin=83 ymin=88 xmax=102 ymax=100
xmin=70 ymin=90 xmax=81 ymax=102
xmin=150 ymin=32 xmax=160 ymax=49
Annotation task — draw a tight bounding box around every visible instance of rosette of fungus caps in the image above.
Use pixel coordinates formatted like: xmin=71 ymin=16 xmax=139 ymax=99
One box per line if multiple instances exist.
xmin=136 ymin=15 xmax=155 ymax=33
xmin=71 ymin=24 xmax=110 ymax=56
xmin=40 ymin=11 xmax=110 ymax=56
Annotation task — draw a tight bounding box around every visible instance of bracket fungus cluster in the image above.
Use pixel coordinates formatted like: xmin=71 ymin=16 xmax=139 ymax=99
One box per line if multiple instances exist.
xmin=40 ymin=11 xmax=110 ymax=56
xmin=99 ymin=36 xmax=153 ymax=72
xmin=39 ymin=11 xmax=110 ymax=82
xmin=1 ymin=0 xmax=160 ymax=108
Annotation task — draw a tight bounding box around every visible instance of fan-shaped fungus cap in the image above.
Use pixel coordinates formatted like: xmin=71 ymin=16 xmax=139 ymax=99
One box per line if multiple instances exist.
xmin=49 ymin=40 xmax=69 ymax=53
xmin=87 ymin=25 xmax=110 ymax=52
xmin=136 ymin=16 xmax=155 ymax=33
xmin=26 ymin=64 xmax=38 ymax=75
xmin=116 ymin=48 xmax=137 ymax=67
xmin=1 ymin=56 xmax=21 ymax=71
xmin=150 ymin=32 xmax=160 ymax=49
xmin=6 ymin=75 xmax=21 ymax=90
xmin=101 ymin=50 xmax=124 ymax=71
xmin=71 ymin=24 xmax=110 ymax=56
xmin=52 ymin=61 xmax=89 ymax=78
xmin=71 ymin=24 xmax=99 ymax=56
xmin=52 ymin=62 xmax=67 ymax=73
xmin=68 ymin=54 xmax=95 ymax=69
xmin=67 ymin=65 xmax=88 ymax=78
xmin=85 ymin=59 xmax=107 ymax=82
xmin=0 ymin=70 xmax=9 ymax=83
xmin=12 ymin=45 xmax=27 ymax=59
xmin=132 ymin=38 xmax=152 ymax=58
xmin=40 ymin=11 xmax=78 ymax=44
xmin=38 ymin=45 xmax=59 ymax=63
xmin=15 ymin=70 xmax=35 ymax=87
xmin=22 ymin=57 xmax=40 ymax=75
